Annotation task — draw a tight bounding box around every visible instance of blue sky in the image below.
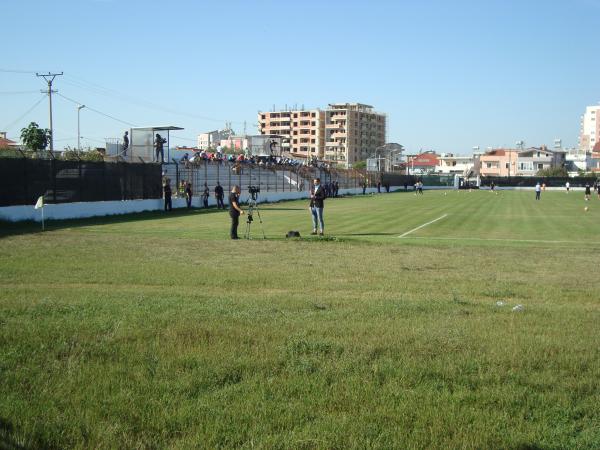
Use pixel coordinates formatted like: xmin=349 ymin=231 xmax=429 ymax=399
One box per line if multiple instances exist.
xmin=1 ymin=0 xmax=599 ymax=154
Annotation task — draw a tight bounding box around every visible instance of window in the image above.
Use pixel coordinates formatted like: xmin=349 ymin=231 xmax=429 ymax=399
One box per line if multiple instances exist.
xmin=293 ymin=139 xmax=297 ymax=144
xmin=538 ymin=163 xmax=543 ymax=170
xmin=505 ymin=162 xmax=509 ymax=169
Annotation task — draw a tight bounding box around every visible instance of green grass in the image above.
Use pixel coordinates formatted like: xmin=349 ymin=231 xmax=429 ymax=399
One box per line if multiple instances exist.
xmin=1 ymin=190 xmax=599 ymax=449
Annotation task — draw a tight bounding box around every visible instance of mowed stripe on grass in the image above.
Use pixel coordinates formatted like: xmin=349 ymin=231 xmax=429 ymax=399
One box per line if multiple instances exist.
xmin=1 ymin=190 xmax=599 ymax=449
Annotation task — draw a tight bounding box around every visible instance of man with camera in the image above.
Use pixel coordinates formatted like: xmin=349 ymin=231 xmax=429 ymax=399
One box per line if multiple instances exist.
xmin=229 ymin=185 xmax=244 ymax=240
xmin=309 ymin=178 xmax=326 ymax=235
xmin=154 ymin=133 xmax=166 ymax=163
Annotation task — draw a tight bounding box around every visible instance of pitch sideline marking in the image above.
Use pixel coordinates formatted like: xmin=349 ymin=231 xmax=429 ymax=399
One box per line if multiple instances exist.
xmin=397 ymin=214 xmax=448 ymax=238
xmin=401 ymin=236 xmax=600 ymax=245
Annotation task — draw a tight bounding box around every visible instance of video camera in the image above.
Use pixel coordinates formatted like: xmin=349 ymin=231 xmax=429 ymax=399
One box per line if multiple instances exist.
xmin=248 ymin=185 xmax=260 ymax=200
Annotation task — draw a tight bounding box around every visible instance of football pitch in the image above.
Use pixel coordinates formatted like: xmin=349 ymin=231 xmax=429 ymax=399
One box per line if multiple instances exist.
xmin=1 ymin=190 xmax=599 ymax=449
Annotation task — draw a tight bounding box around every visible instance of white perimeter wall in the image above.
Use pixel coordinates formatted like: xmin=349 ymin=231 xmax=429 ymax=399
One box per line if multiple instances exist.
xmin=0 ymin=187 xmax=386 ymax=223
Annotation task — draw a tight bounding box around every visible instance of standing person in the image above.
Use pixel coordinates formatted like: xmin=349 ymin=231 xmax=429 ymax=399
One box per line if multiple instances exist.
xmin=404 ymin=182 xmax=408 ymax=192
xmin=585 ymin=182 xmax=591 ymax=201
xmin=154 ymin=133 xmax=166 ymax=163
xmin=362 ymin=181 xmax=367 ymax=195
xmin=185 ymin=181 xmax=193 ymax=208
xmin=535 ymin=181 xmax=541 ymax=200
xmin=490 ymin=181 xmax=495 ymax=192
xmin=565 ymin=181 xmax=570 ymax=194
xmin=228 ymin=185 xmax=244 ymax=240
xmin=214 ymin=181 xmax=225 ymax=209
xmin=377 ymin=181 xmax=381 ymax=193
xmin=309 ymin=178 xmax=326 ymax=236
xmin=202 ymin=183 xmax=210 ymax=208
xmin=334 ymin=180 xmax=339 ymax=197
xmin=418 ymin=181 xmax=424 ymax=195
xmin=163 ymin=178 xmax=172 ymax=211
xmin=122 ymin=131 xmax=129 ymax=157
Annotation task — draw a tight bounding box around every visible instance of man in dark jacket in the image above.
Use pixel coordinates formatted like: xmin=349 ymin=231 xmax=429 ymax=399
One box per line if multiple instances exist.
xmin=229 ymin=185 xmax=244 ymax=239
xmin=163 ymin=178 xmax=172 ymax=211
xmin=214 ymin=182 xmax=225 ymax=209
xmin=202 ymin=183 xmax=210 ymax=208
xmin=309 ymin=178 xmax=326 ymax=235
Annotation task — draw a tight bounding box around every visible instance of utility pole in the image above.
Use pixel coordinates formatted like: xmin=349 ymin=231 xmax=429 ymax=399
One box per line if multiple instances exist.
xmin=36 ymin=72 xmax=63 ymax=152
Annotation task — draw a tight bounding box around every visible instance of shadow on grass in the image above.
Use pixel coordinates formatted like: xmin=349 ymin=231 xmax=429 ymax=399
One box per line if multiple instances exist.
xmin=0 ymin=207 xmax=225 ymax=239
xmin=0 ymin=417 xmax=58 ymax=450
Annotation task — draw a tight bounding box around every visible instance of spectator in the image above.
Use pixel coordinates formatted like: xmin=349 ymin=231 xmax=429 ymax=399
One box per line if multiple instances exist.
xmin=185 ymin=181 xmax=193 ymax=208
xmin=163 ymin=178 xmax=172 ymax=211
xmin=215 ymin=182 xmax=225 ymax=209
xmin=202 ymin=183 xmax=210 ymax=208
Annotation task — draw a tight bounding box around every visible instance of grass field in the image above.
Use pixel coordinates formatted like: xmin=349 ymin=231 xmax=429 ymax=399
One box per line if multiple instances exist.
xmin=1 ymin=190 xmax=599 ymax=449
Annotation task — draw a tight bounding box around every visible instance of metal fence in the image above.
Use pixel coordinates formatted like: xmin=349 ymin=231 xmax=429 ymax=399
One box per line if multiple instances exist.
xmin=162 ymin=161 xmax=369 ymax=198
xmin=480 ymin=176 xmax=599 ymax=187
xmin=0 ymin=157 xmax=162 ymax=206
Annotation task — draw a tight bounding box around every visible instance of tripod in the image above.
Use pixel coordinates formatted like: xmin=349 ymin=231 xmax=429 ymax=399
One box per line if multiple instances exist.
xmin=244 ymin=193 xmax=266 ymax=239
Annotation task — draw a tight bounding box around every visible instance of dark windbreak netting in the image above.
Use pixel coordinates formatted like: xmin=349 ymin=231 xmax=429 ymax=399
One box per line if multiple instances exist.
xmin=0 ymin=158 xmax=162 ymax=206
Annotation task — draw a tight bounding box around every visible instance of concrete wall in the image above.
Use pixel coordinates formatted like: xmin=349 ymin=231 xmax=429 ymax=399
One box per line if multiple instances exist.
xmin=0 ymin=187 xmax=385 ymax=223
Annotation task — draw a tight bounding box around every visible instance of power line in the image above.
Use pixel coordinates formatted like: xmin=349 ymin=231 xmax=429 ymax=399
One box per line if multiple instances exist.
xmin=62 ymin=74 xmax=245 ymax=125
xmin=56 ymin=93 xmax=137 ymax=127
xmin=0 ymin=90 xmax=40 ymax=95
xmin=1 ymin=95 xmax=47 ymax=131
xmin=0 ymin=68 xmax=37 ymax=74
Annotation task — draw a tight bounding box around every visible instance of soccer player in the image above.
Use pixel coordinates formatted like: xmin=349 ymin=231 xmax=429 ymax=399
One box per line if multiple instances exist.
xmin=535 ymin=182 xmax=541 ymax=200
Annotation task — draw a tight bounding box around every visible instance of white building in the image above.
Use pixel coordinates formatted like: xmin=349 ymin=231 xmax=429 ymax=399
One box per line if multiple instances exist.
xmin=578 ymin=105 xmax=600 ymax=151
xmin=565 ymin=148 xmax=600 ymax=175
xmin=197 ymin=126 xmax=235 ymax=150
xmin=435 ymin=154 xmax=477 ymax=176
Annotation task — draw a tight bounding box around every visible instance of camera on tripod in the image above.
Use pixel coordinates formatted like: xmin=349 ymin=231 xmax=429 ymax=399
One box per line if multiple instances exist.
xmin=248 ymin=185 xmax=260 ymax=200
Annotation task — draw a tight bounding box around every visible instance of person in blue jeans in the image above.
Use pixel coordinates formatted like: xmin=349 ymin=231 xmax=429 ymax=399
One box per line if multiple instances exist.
xmin=310 ymin=178 xmax=326 ymax=235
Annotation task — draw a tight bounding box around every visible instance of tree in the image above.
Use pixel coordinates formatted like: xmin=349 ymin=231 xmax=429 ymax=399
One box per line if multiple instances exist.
xmin=20 ymin=122 xmax=51 ymax=152
xmin=353 ymin=160 xmax=367 ymax=169
xmin=536 ymin=166 xmax=568 ymax=177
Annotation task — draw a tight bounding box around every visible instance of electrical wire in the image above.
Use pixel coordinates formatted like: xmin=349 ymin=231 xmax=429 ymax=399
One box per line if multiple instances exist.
xmin=56 ymin=93 xmax=138 ymax=127
xmin=1 ymin=95 xmax=47 ymax=131
xmin=62 ymin=74 xmax=245 ymax=125
xmin=0 ymin=90 xmax=41 ymax=95
xmin=0 ymin=68 xmax=37 ymax=74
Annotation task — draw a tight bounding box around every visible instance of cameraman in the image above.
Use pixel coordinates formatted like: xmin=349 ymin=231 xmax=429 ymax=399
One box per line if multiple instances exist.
xmin=154 ymin=133 xmax=166 ymax=163
xmin=229 ymin=185 xmax=244 ymax=240
xmin=309 ymin=178 xmax=326 ymax=235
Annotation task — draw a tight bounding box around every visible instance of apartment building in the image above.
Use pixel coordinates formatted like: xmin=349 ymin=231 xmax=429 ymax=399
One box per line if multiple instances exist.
xmin=579 ymin=105 xmax=600 ymax=151
xmin=515 ymin=147 xmax=566 ymax=176
xmin=479 ymin=149 xmax=519 ymax=177
xmin=258 ymin=109 xmax=325 ymax=159
xmin=258 ymin=103 xmax=386 ymax=167
xmin=324 ymin=103 xmax=386 ymax=167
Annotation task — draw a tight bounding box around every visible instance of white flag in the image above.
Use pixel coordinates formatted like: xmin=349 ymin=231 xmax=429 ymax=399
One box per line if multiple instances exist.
xmin=34 ymin=196 xmax=44 ymax=209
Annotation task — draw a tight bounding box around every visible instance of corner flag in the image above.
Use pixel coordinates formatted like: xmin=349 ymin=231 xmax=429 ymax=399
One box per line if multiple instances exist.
xmin=34 ymin=196 xmax=44 ymax=209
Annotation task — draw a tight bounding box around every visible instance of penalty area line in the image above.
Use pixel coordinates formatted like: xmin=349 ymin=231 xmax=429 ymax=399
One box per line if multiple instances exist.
xmin=397 ymin=214 xmax=448 ymax=238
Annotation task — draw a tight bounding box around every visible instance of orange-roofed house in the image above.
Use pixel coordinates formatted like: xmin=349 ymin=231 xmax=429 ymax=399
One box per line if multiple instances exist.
xmin=479 ymin=149 xmax=519 ymax=177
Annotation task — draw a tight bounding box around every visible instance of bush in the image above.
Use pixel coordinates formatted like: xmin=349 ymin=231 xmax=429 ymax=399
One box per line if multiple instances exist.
xmin=62 ymin=147 xmax=105 ymax=162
